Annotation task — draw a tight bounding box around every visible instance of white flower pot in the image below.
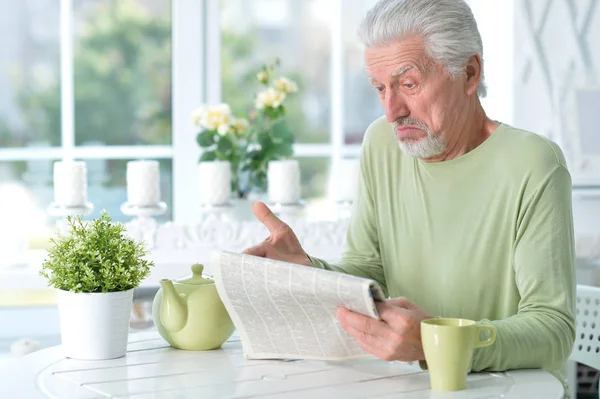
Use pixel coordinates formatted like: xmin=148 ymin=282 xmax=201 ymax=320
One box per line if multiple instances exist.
xmin=56 ymin=289 xmax=133 ymax=360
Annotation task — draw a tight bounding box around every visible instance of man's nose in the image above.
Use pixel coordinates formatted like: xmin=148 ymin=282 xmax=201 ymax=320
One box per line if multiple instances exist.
xmin=384 ymin=90 xmax=409 ymax=123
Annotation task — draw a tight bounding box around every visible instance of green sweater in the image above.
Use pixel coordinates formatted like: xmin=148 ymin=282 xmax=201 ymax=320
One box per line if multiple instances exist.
xmin=310 ymin=117 xmax=576 ymax=391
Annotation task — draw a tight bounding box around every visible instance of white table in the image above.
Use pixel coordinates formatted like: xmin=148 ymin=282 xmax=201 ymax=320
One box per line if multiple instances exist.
xmin=0 ymin=331 xmax=563 ymax=398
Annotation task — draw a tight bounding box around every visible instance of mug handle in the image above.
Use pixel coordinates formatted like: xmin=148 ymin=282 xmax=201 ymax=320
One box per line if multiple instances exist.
xmin=474 ymin=325 xmax=496 ymax=348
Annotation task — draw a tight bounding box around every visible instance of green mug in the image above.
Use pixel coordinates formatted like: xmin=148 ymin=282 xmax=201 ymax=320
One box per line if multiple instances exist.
xmin=421 ymin=318 xmax=496 ymax=391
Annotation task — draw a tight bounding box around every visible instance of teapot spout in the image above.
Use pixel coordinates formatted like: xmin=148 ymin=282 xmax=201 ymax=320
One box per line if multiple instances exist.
xmin=159 ymin=279 xmax=188 ymax=332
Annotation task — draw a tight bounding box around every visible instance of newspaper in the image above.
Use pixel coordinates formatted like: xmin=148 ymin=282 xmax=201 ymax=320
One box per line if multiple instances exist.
xmin=212 ymin=250 xmax=386 ymax=361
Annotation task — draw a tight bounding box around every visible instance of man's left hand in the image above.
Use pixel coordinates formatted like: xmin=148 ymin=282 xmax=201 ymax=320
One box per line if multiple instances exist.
xmin=336 ymin=297 xmax=434 ymax=362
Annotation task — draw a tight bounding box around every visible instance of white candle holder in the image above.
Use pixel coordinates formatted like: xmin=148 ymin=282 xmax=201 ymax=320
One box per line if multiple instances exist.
xmin=47 ymin=202 xmax=95 ymax=233
xmin=47 ymin=202 xmax=95 ymax=218
xmin=335 ymin=199 xmax=354 ymax=207
xmin=120 ymin=201 xmax=168 ymax=219
xmin=198 ymin=202 xmax=234 ymax=220
xmin=269 ymin=199 xmax=305 ymax=220
xmin=120 ymin=201 xmax=168 ymax=250
xmin=335 ymin=200 xmax=354 ymax=220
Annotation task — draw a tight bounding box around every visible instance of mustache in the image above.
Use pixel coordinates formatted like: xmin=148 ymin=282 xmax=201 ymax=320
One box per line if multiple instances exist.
xmin=393 ymin=117 xmax=430 ymax=131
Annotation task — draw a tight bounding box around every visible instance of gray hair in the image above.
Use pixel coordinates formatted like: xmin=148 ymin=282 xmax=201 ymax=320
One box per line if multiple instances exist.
xmin=358 ymin=0 xmax=487 ymax=97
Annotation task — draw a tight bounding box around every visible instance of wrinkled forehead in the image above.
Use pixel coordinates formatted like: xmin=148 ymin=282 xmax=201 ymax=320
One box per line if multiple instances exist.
xmin=364 ymin=38 xmax=433 ymax=80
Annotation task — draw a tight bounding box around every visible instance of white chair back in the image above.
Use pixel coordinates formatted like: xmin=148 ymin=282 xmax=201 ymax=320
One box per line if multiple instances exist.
xmin=573 ymin=284 xmax=600 ymax=370
xmin=571 ymin=284 xmax=600 ymax=399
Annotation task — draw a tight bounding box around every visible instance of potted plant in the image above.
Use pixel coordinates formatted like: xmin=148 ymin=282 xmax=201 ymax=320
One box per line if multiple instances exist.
xmin=193 ymin=103 xmax=250 ymax=206
xmin=39 ymin=210 xmax=153 ymax=360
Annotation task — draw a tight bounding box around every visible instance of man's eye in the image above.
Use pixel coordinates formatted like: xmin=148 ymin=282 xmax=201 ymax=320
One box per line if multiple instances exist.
xmin=375 ymin=86 xmax=385 ymax=93
xmin=404 ymin=83 xmax=415 ymax=89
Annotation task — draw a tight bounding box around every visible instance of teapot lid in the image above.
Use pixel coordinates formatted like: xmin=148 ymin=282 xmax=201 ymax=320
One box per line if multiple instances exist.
xmin=175 ymin=263 xmax=213 ymax=285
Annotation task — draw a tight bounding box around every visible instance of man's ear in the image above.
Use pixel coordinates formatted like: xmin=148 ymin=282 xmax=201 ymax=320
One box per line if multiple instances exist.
xmin=464 ymin=54 xmax=482 ymax=96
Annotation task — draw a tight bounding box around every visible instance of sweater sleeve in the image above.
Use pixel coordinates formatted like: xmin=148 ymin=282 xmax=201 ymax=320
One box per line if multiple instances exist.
xmin=471 ymin=165 xmax=576 ymax=373
xmin=308 ymin=131 xmax=388 ymax=296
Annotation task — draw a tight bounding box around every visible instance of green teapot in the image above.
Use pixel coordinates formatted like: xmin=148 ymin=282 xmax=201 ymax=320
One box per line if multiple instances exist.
xmin=152 ymin=263 xmax=235 ymax=350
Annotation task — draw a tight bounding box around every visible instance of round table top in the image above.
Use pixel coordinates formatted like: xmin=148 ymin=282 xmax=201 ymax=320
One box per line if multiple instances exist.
xmin=0 ymin=331 xmax=564 ymax=399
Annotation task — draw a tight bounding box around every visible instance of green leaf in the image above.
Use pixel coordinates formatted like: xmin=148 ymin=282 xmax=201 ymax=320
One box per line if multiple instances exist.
xmin=250 ymin=168 xmax=268 ymax=191
xmin=196 ymin=130 xmax=215 ymax=147
xmin=273 ymin=142 xmax=294 ymax=157
xmin=257 ymin=131 xmax=273 ymax=149
xmin=271 ymin=119 xmax=294 ymax=143
xmin=272 ymin=106 xmax=284 ymax=119
xmin=217 ymin=135 xmax=233 ymax=153
xmin=199 ymin=151 xmax=217 ymax=162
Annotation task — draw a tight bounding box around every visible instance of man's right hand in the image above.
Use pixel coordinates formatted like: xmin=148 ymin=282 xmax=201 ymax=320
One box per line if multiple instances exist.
xmin=243 ymin=202 xmax=312 ymax=267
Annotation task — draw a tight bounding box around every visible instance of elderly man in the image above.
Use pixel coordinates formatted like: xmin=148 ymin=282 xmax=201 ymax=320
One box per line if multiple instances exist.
xmin=244 ymin=0 xmax=575 ymax=392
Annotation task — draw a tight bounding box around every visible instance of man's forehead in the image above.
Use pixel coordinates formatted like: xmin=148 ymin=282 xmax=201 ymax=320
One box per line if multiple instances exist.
xmin=364 ymin=39 xmax=430 ymax=81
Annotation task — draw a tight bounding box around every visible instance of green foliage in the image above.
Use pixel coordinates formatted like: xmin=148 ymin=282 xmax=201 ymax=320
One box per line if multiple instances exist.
xmin=243 ymin=117 xmax=294 ymax=192
xmin=16 ymin=1 xmax=171 ymax=147
xmin=39 ymin=211 xmax=153 ymax=293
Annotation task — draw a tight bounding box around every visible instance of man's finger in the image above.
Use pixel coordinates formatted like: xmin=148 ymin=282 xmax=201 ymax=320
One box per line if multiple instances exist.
xmin=376 ymin=302 xmax=410 ymax=323
xmin=252 ymin=202 xmax=288 ymax=235
xmin=243 ymin=242 xmax=269 ymax=257
xmin=336 ymin=307 xmax=391 ymax=338
xmin=385 ymin=297 xmax=419 ymax=311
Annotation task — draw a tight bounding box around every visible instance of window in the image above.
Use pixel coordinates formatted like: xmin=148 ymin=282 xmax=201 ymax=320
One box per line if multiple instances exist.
xmin=0 ymin=1 xmax=61 ymax=148
xmin=0 ymin=0 xmax=385 ymax=237
xmin=0 ymin=0 xmax=173 ymax=241
xmin=71 ymin=0 xmax=173 ymax=221
xmin=73 ymin=0 xmax=172 ymax=147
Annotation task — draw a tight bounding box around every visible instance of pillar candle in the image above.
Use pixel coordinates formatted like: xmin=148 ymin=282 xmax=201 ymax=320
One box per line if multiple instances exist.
xmin=268 ymin=159 xmax=301 ymax=205
xmin=126 ymin=160 xmax=161 ymax=207
xmin=336 ymin=158 xmax=360 ymax=203
xmin=53 ymin=160 xmax=88 ymax=207
xmin=198 ymin=160 xmax=231 ymax=206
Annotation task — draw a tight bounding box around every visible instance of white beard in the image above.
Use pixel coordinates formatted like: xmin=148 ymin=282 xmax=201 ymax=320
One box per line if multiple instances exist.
xmin=397 ymin=133 xmax=446 ymax=159
xmin=393 ymin=119 xmax=447 ymax=159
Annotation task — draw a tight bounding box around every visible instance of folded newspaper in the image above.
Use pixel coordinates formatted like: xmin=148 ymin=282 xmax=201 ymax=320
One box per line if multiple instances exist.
xmin=212 ymin=250 xmax=386 ymax=361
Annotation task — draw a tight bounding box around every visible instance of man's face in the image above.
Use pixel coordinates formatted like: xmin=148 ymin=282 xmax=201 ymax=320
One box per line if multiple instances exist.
xmin=365 ymin=37 xmax=468 ymax=159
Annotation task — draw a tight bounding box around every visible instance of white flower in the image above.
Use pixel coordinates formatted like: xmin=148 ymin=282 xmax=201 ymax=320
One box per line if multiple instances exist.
xmin=200 ymin=103 xmax=232 ymax=130
xmin=232 ymin=118 xmax=249 ymax=134
xmin=191 ymin=106 xmax=206 ymax=126
xmin=274 ymin=77 xmax=298 ymax=93
xmin=255 ymin=88 xmax=286 ymax=109
xmin=217 ymin=123 xmax=230 ymax=136
xmin=256 ymin=71 xmax=268 ymax=83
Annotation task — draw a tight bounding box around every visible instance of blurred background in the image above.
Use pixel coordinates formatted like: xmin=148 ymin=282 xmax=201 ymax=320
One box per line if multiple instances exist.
xmin=0 ymin=0 xmax=598 ymax=395
xmin=0 ymin=0 xmax=597 ymax=229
